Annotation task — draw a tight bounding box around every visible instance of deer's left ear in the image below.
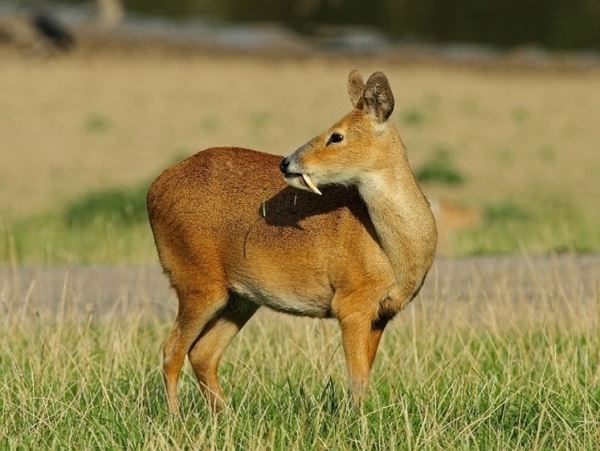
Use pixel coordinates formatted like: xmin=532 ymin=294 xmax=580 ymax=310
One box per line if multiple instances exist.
xmin=363 ymin=72 xmax=394 ymax=123
xmin=347 ymin=69 xmax=365 ymax=109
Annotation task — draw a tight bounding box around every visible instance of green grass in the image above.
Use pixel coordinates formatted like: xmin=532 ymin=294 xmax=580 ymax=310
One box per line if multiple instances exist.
xmin=1 ymin=280 xmax=598 ymax=449
xmin=453 ymin=198 xmax=599 ymax=255
xmin=511 ymin=107 xmax=530 ymax=124
xmin=249 ymin=112 xmax=272 ymax=134
xmin=1 ymin=187 xmax=600 ymax=264
xmin=415 ymin=147 xmax=465 ymax=186
xmin=1 ymin=214 xmax=155 ymax=264
xmin=200 ymin=116 xmax=220 ymax=133
xmin=0 ymin=180 xmax=153 ymax=264
xmin=64 ymin=183 xmax=149 ymax=227
xmin=84 ymin=113 xmax=112 ymax=133
xmin=401 ymin=107 xmax=426 ymax=127
xmin=537 ymin=145 xmax=556 ymax=163
xmin=483 ymin=201 xmax=529 ymax=223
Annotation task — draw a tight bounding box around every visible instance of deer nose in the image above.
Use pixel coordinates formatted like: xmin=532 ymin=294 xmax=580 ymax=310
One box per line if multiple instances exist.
xmin=279 ymin=157 xmax=290 ymax=174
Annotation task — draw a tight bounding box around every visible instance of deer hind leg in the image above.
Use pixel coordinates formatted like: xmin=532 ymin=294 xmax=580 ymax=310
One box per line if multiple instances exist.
xmin=162 ymin=288 xmax=228 ymax=414
xmin=187 ymin=296 xmax=259 ymax=411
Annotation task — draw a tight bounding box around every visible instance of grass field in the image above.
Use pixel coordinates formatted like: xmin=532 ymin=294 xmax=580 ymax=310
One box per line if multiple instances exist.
xmin=1 ymin=46 xmax=599 ymax=448
xmin=1 ymin=48 xmax=600 ymax=262
xmin=1 ymin=257 xmax=599 ymax=449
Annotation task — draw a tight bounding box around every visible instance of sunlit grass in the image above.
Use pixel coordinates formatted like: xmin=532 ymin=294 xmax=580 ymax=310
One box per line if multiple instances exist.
xmin=1 ymin=192 xmax=599 ymax=264
xmin=453 ymin=199 xmax=599 ymax=255
xmin=0 ymin=214 xmax=156 ymax=264
xmin=1 ymin=261 xmax=598 ymax=449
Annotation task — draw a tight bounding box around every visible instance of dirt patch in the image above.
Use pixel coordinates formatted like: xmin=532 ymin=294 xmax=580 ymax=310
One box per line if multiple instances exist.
xmin=2 ymin=255 xmax=598 ymax=321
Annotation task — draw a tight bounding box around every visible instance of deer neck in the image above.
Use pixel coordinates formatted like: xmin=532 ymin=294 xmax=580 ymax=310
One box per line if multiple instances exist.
xmin=357 ymin=131 xmax=437 ymax=300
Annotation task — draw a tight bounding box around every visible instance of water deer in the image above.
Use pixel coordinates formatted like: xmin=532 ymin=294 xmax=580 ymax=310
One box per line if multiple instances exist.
xmin=147 ymin=70 xmax=437 ymax=413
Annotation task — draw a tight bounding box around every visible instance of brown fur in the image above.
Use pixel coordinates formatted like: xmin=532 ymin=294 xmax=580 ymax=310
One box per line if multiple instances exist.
xmin=147 ymin=70 xmax=437 ymax=413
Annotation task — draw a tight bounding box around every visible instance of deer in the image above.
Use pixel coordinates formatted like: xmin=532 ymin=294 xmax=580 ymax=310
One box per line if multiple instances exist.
xmin=147 ymin=70 xmax=438 ymax=413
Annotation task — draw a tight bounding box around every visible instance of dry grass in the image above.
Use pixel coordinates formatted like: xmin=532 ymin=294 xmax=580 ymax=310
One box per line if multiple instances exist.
xmin=2 ymin=48 xmax=599 ymax=448
xmin=1 ymin=49 xmax=599 ymax=218
xmin=2 ymin=48 xmax=599 ymax=261
xmin=1 ymin=256 xmax=599 ymax=448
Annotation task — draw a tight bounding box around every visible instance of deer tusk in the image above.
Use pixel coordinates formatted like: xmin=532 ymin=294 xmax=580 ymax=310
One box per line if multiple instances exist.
xmin=301 ymin=174 xmax=322 ymax=195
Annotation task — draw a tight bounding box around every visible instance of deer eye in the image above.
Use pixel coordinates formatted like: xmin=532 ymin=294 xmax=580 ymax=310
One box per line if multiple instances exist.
xmin=327 ymin=133 xmax=344 ymax=145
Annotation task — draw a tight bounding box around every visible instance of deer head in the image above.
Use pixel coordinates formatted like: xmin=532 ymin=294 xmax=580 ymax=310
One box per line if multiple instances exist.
xmin=280 ymin=70 xmax=396 ymax=195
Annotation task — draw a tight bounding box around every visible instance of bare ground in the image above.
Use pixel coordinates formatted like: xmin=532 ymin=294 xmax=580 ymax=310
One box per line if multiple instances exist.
xmin=2 ymin=255 xmax=598 ymax=323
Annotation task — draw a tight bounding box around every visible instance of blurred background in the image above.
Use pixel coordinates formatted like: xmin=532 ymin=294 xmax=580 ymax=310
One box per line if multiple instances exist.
xmin=1 ymin=0 xmax=599 ymax=263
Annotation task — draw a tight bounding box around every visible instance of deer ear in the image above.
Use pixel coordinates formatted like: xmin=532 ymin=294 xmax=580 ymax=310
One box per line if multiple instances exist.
xmin=347 ymin=69 xmax=365 ymax=109
xmin=363 ymin=72 xmax=394 ymax=123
